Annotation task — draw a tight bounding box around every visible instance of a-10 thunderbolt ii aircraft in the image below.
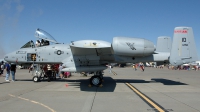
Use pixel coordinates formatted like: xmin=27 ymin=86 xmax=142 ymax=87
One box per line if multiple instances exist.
xmin=4 ymin=26 xmax=198 ymax=86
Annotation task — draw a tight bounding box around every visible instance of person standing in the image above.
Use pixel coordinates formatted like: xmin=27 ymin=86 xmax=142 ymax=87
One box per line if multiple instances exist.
xmin=5 ymin=62 xmax=11 ymax=81
xmin=59 ymin=64 xmax=63 ymax=78
xmin=108 ymin=65 xmax=112 ymax=73
xmin=133 ymin=63 xmax=137 ymax=71
xmin=10 ymin=63 xmax=16 ymax=81
xmin=29 ymin=64 xmax=33 ymax=73
xmin=0 ymin=63 xmax=1 ymax=75
xmin=139 ymin=62 xmax=145 ymax=72
xmin=0 ymin=61 xmax=4 ymax=75
xmin=47 ymin=64 xmax=52 ymax=82
xmin=141 ymin=62 xmax=145 ymax=71
xmin=55 ymin=64 xmax=59 ymax=77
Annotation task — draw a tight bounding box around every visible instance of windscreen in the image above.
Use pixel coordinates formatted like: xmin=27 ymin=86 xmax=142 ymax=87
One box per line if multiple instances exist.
xmin=20 ymin=40 xmax=35 ymax=48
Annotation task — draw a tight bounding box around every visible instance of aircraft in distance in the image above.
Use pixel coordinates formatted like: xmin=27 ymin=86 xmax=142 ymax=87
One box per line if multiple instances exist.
xmin=4 ymin=27 xmax=198 ymax=86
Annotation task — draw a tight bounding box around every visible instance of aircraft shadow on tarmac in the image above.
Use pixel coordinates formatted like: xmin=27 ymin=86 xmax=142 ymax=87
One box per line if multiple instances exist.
xmin=15 ymin=77 xmax=188 ymax=92
xmin=151 ymin=78 xmax=188 ymax=85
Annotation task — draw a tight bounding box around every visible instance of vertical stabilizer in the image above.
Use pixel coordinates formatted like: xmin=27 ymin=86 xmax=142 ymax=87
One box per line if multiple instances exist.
xmin=169 ymin=27 xmax=198 ymax=66
xmin=156 ymin=36 xmax=171 ymax=52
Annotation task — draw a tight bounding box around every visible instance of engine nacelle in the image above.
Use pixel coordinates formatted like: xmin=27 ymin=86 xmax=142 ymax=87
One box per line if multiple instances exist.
xmin=112 ymin=37 xmax=155 ymax=57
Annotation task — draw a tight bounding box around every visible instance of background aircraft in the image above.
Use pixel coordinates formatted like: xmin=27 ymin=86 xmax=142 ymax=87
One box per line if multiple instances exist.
xmin=4 ymin=27 xmax=198 ymax=86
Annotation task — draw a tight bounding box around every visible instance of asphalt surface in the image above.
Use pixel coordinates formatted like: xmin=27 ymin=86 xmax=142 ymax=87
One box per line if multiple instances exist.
xmin=0 ymin=67 xmax=200 ymax=112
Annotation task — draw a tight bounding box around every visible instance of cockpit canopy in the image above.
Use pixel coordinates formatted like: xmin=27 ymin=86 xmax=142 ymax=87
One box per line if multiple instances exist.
xmin=35 ymin=28 xmax=57 ymax=43
xmin=20 ymin=28 xmax=59 ymax=49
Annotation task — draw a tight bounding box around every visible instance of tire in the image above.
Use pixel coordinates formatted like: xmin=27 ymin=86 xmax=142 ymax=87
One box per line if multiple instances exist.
xmin=90 ymin=76 xmax=102 ymax=86
xmin=33 ymin=76 xmax=39 ymax=82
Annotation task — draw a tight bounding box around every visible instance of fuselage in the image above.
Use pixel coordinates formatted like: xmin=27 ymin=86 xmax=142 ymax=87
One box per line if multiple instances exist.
xmin=4 ymin=43 xmax=170 ymax=65
xmin=4 ymin=44 xmax=71 ymax=64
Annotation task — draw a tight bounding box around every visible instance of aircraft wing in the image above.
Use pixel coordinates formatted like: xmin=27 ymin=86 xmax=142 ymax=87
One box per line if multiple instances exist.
xmin=62 ymin=40 xmax=113 ymax=72
xmin=70 ymin=40 xmax=112 ymax=55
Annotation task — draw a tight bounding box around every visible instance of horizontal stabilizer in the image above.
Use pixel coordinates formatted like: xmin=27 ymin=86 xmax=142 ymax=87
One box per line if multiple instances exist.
xmin=156 ymin=36 xmax=171 ymax=52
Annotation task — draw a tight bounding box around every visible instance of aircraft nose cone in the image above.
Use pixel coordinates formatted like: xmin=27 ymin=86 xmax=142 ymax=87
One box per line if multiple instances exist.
xmin=4 ymin=55 xmax=8 ymax=61
xmin=4 ymin=52 xmax=15 ymax=62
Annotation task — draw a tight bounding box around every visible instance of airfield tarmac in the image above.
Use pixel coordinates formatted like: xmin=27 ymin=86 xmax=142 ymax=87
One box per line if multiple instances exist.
xmin=0 ymin=67 xmax=200 ymax=112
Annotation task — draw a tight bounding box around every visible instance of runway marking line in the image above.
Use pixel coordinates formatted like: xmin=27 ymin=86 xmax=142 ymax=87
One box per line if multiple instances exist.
xmin=125 ymin=83 xmax=165 ymax=112
xmin=9 ymin=94 xmax=56 ymax=112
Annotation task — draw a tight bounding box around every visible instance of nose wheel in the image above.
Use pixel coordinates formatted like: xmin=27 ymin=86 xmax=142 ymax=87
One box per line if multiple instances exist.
xmin=33 ymin=76 xmax=40 ymax=82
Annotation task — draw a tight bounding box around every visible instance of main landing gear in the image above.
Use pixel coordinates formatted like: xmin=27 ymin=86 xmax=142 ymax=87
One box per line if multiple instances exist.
xmin=89 ymin=71 xmax=103 ymax=87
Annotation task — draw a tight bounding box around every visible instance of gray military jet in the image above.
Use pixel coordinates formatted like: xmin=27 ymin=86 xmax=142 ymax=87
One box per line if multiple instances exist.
xmin=4 ymin=27 xmax=198 ymax=86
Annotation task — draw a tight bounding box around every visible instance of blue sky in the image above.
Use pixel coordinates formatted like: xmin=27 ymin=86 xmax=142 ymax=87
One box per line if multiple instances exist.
xmin=0 ymin=0 xmax=200 ymax=60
